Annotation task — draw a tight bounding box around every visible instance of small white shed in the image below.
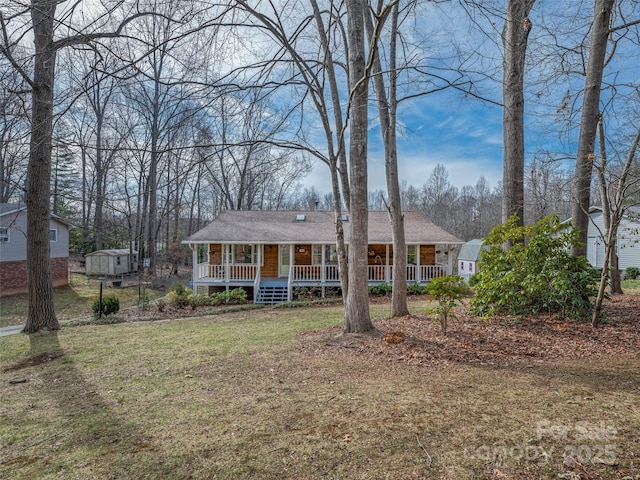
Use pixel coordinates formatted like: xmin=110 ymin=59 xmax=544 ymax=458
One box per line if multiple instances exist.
xmin=586 ymin=206 xmax=640 ymax=272
xmin=458 ymin=239 xmax=488 ymax=281
xmin=85 ymin=249 xmax=138 ymax=276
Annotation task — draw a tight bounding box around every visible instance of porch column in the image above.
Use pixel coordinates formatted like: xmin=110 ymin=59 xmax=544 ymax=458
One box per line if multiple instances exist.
xmin=321 ymin=244 xmax=326 ymax=297
xmin=385 ymin=244 xmax=390 ymax=283
xmin=288 ymin=244 xmax=294 ymax=301
xmin=257 ymin=244 xmax=262 ymax=277
xmin=191 ymin=244 xmax=198 ymax=292
xmin=447 ymin=245 xmax=453 ymax=275
xmin=224 ymin=244 xmax=229 ymax=282
xmin=416 ymin=244 xmax=421 ymax=283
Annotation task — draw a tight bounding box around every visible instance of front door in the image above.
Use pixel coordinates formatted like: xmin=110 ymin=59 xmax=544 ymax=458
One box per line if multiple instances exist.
xmin=278 ymin=245 xmax=290 ymax=277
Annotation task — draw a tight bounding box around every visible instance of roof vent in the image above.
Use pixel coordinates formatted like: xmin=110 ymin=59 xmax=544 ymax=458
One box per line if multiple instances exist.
xmin=296 ymin=214 xmax=306 ymax=221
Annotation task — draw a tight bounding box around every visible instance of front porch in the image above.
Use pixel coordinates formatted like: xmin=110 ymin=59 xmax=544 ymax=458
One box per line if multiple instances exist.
xmin=190 ymin=242 xmax=453 ymax=303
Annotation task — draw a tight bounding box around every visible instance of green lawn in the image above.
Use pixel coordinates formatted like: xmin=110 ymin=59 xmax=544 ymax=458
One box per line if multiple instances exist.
xmin=1 ymin=301 xmax=638 ymax=479
xmin=0 ymin=275 xmax=164 ymax=328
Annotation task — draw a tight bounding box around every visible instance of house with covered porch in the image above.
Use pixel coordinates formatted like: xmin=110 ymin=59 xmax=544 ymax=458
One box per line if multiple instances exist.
xmin=183 ymin=210 xmax=463 ymax=303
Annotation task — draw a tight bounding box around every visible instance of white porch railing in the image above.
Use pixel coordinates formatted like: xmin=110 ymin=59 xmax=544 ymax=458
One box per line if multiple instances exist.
xmin=197 ymin=262 xmax=448 ymax=283
xmin=368 ymin=265 xmax=387 ymax=282
xmin=325 ymin=265 xmax=340 ymax=281
xmin=196 ymin=263 xmax=257 ymax=281
xmin=420 ymin=265 xmax=448 ymax=280
xmin=292 ymin=265 xmax=323 ymax=281
xmin=390 ymin=264 xmax=449 ymax=283
xmin=292 ymin=265 xmax=340 ymax=282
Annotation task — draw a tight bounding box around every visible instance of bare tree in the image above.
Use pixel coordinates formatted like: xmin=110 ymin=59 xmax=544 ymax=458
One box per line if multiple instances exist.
xmin=570 ymin=0 xmax=616 ymax=256
xmin=591 ymin=122 xmax=640 ymax=325
xmin=343 ymin=0 xmax=375 ymax=333
xmin=502 ymin=0 xmax=535 ymax=228
xmin=0 ymin=57 xmax=29 ymax=203
xmin=0 ymin=1 xmax=154 ymax=332
xmin=364 ymin=0 xmax=408 ymax=317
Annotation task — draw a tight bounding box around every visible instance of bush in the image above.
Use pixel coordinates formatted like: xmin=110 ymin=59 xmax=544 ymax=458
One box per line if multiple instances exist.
xmin=369 ymin=283 xmax=392 ymax=296
xmin=469 ymin=215 xmax=600 ymax=318
xmin=467 ymin=274 xmax=479 ymax=287
xmin=407 ymin=283 xmax=426 ymax=295
xmin=167 ymin=284 xmax=192 ymax=309
xmin=189 ymin=294 xmax=211 ymax=309
xmin=425 ymin=276 xmax=470 ymax=335
xmin=626 ymin=267 xmax=640 ymax=280
xmin=210 ymin=288 xmax=248 ymax=306
xmin=92 ymin=295 xmax=120 ymax=317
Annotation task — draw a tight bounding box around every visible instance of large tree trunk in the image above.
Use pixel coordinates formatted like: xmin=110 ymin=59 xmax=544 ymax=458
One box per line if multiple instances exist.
xmin=571 ymin=0 xmax=615 ymax=256
xmin=364 ymin=2 xmax=408 ymax=317
xmin=310 ymin=0 xmax=350 ymax=298
xmin=146 ymin=86 xmax=160 ymax=275
xmin=23 ymin=0 xmax=59 ymax=333
xmin=502 ymin=0 xmax=535 ymax=227
xmin=344 ymin=0 xmax=374 ymax=334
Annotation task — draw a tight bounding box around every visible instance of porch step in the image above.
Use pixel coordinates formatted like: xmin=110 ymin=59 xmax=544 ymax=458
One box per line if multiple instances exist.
xmin=255 ymin=283 xmax=289 ymax=304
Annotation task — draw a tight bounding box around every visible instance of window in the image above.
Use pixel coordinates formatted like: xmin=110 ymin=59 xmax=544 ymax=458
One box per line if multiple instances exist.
xmin=407 ymin=245 xmax=417 ymax=265
xmin=325 ymin=244 xmax=338 ymax=264
xmin=117 ymin=256 xmax=121 ymax=266
xmin=0 ymin=227 xmax=9 ymax=242
xmin=49 ymin=229 xmax=57 ymax=242
xmin=231 ymin=244 xmax=263 ymax=264
xmin=312 ymin=245 xmax=322 ymax=265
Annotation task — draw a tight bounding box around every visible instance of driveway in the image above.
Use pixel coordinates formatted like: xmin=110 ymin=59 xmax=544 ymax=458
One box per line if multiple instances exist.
xmin=0 ymin=325 xmax=24 ymax=337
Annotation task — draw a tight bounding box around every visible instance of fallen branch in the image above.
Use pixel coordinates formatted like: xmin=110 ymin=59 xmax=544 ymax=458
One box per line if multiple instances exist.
xmin=416 ymin=435 xmax=433 ymax=466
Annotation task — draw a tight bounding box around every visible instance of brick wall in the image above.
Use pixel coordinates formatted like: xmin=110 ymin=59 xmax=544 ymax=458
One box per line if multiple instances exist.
xmin=0 ymin=257 xmax=68 ymax=296
xmin=51 ymin=257 xmax=69 ymax=287
xmin=0 ymin=260 xmax=27 ymax=294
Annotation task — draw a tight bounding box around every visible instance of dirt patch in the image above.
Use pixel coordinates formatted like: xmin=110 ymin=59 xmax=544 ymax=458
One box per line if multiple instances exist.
xmin=2 ymin=351 xmax=64 ymax=372
xmin=299 ymin=293 xmax=640 ymax=365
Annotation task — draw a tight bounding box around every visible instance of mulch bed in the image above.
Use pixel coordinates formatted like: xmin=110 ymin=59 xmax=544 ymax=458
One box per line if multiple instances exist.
xmin=299 ymin=294 xmax=640 ymax=365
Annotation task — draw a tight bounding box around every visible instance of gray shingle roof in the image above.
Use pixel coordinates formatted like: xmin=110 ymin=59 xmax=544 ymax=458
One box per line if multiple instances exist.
xmin=458 ymin=239 xmax=488 ymax=261
xmin=0 ymin=203 xmax=26 ymax=216
xmin=184 ymin=210 xmax=462 ymax=244
xmin=85 ymin=249 xmax=137 ymax=257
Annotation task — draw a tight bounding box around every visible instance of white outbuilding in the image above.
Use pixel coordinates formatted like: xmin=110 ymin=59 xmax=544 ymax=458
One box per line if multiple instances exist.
xmin=457 ymin=239 xmax=488 ymax=281
xmin=85 ymin=249 xmax=138 ymax=276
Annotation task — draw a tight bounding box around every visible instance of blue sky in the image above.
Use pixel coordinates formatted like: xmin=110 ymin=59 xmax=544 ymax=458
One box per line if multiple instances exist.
xmin=301 ymin=0 xmax=640 ymax=197
xmin=303 ymin=90 xmax=505 ymax=193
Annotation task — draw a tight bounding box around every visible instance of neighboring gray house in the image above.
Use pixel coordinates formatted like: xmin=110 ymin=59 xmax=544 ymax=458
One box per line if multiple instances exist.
xmin=0 ymin=203 xmax=70 ymax=296
xmin=183 ymin=210 xmax=463 ymax=303
xmin=586 ymin=206 xmax=640 ymax=272
xmin=85 ymin=249 xmax=138 ymax=276
xmin=457 ymin=239 xmax=488 ymax=281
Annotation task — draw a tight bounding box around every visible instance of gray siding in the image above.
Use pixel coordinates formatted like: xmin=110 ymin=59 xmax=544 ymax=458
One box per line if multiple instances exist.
xmin=586 ymin=211 xmax=640 ymax=270
xmin=0 ymin=210 xmax=69 ymax=262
